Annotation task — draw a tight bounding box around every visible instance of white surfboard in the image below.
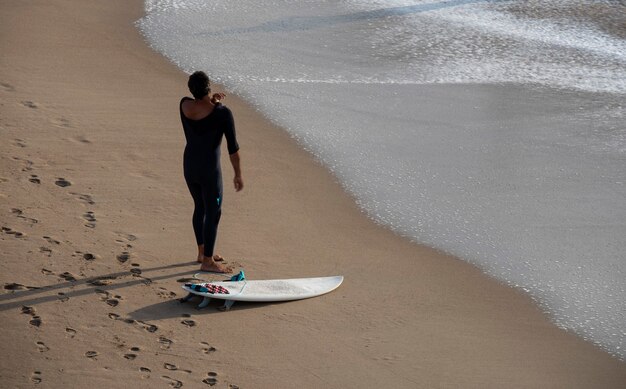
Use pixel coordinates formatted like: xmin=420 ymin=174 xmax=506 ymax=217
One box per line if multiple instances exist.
xmin=181 ymin=275 xmax=344 ymax=310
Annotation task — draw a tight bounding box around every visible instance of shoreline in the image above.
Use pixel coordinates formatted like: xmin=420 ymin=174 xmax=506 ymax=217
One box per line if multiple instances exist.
xmin=1 ymin=1 xmax=625 ymax=388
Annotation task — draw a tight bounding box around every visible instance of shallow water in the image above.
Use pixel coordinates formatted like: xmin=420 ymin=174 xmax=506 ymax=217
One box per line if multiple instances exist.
xmin=138 ymin=0 xmax=626 ymax=358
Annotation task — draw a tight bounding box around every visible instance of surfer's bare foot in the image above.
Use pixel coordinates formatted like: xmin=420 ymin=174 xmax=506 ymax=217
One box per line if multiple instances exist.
xmin=200 ymin=256 xmax=232 ymax=273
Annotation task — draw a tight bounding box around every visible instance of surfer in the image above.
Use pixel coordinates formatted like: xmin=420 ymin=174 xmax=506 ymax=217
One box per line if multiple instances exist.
xmin=180 ymin=71 xmax=243 ymax=273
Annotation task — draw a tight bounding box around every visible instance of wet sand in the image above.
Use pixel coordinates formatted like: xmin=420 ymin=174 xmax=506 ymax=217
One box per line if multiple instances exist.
xmin=1 ymin=0 xmax=625 ymax=388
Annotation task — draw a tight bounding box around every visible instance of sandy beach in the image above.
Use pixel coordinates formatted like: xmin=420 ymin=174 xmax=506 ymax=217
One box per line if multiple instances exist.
xmin=1 ymin=1 xmax=625 ymax=388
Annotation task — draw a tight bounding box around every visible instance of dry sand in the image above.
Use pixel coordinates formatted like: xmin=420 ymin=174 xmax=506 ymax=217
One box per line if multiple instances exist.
xmin=1 ymin=0 xmax=625 ymax=388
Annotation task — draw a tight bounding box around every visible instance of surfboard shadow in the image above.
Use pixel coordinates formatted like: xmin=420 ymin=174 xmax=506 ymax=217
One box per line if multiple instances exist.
xmin=128 ymin=298 xmax=288 ymax=320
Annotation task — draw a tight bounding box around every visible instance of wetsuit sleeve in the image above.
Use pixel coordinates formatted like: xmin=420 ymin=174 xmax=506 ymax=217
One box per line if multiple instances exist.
xmin=222 ymin=106 xmax=240 ymax=155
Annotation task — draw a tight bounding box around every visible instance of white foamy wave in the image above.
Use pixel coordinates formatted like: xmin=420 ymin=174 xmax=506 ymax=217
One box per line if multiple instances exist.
xmin=435 ymin=5 xmax=626 ymax=62
xmin=144 ymin=0 xmax=209 ymax=14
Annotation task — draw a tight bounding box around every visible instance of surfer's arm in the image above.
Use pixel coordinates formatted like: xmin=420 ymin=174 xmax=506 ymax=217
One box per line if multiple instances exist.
xmin=221 ymin=106 xmax=242 ymax=191
xmin=229 ymin=151 xmax=243 ymax=192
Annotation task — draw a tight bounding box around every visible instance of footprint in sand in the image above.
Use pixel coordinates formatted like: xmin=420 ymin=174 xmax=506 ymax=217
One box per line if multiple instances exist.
xmin=181 ymin=319 xmax=196 ymax=328
xmin=85 ymin=351 xmax=99 ymax=359
xmin=202 ymin=379 xmax=217 ymax=386
xmin=164 ymin=363 xmax=178 ymax=371
xmin=5 ymin=282 xmax=29 ymax=291
xmin=11 ymin=155 xmax=32 ymax=169
xmin=157 ymin=288 xmax=177 ymax=299
xmin=36 ymin=341 xmax=49 ymax=352
xmin=21 ymin=100 xmax=38 ymax=109
xmin=12 ymin=208 xmax=38 ymax=224
xmin=115 ymin=232 xmax=137 ymax=243
xmin=133 ymin=320 xmax=158 ymax=333
xmin=57 ymin=292 xmax=69 ymax=302
xmin=17 ymin=158 xmax=34 ymax=172
xmin=161 ymin=376 xmax=183 ymax=388
xmin=43 ymin=236 xmax=60 ymax=245
xmin=200 ymin=342 xmax=217 ymax=354
xmin=164 ymin=363 xmax=192 ymax=374
xmin=117 ymin=251 xmax=130 ymax=263
xmin=95 ymin=289 xmax=120 ymax=307
xmin=82 ymin=253 xmax=96 ymax=261
xmin=29 ymin=174 xmax=41 ymax=184
xmin=52 ymin=117 xmax=72 ymax=128
xmin=6 ymin=282 xmax=38 ymax=290
xmin=59 ymin=272 xmax=77 ymax=282
xmin=1 ymin=82 xmax=15 ymax=92
xmin=2 ymin=226 xmax=25 ymax=238
xmin=21 ymin=306 xmax=36 ymax=315
xmin=83 ymin=211 xmax=96 ymax=228
xmin=124 ymin=353 xmax=137 ymax=360
xmin=158 ymin=336 xmax=172 ymax=349
xmin=22 ymin=305 xmax=43 ymax=327
xmin=87 ymin=276 xmax=115 ymax=286
xmin=39 ymin=246 xmax=52 ymax=256
xmin=130 ymin=266 xmax=149 ymax=284
xmin=139 ymin=367 xmax=151 ymax=379
xmin=29 ymin=316 xmax=42 ymax=327
xmin=71 ymin=192 xmax=95 ymax=205
xmin=6 ymin=282 xmax=38 ymax=291
xmin=202 ymin=372 xmax=219 ymax=386
xmin=71 ymin=135 xmax=91 ymax=144
xmin=13 ymin=138 xmax=26 ymax=148
xmin=109 ymin=316 xmax=158 ymax=334
xmin=30 ymin=371 xmax=42 ymax=384
xmin=65 ymin=327 xmax=77 ymax=338
xmin=130 ymin=268 xmax=142 ymax=276
xmin=41 ymin=268 xmax=53 ymax=275
xmin=55 ymin=178 xmax=71 ymax=188
xmin=142 ymin=323 xmax=158 ymax=333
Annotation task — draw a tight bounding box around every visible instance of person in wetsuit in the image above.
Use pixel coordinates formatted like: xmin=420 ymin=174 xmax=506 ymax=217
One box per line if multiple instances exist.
xmin=180 ymin=71 xmax=243 ymax=273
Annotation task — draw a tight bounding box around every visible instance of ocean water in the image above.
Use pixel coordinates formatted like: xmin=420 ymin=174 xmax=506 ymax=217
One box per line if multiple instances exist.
xmin=137 ymin=0 xmax=626 ymax=359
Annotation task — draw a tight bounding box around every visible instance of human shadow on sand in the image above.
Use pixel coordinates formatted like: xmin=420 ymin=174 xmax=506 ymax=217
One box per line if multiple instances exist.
xmin=0 ymin=261 xmax=203 ymax=312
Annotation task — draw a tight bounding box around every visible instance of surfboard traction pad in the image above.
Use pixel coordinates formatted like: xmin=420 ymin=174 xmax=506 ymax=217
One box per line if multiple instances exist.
xmin=180 ymin=271 xmax=244 ymax=311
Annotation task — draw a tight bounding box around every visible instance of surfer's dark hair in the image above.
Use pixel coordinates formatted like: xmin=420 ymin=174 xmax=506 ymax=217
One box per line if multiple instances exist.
xmin=188 ymin=71 xmax=211 ymax=99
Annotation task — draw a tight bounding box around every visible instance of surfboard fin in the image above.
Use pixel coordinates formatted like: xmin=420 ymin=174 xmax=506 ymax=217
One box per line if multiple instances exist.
xmin=218 ymin=300 xmax=235 ymax=311
xmin=227 ymin=270 xmax=245 ymax=282
xmin=197 ymin=296 xmax=211 ymax=309
xmin=180 ymin=292 xmax=195 ymax=303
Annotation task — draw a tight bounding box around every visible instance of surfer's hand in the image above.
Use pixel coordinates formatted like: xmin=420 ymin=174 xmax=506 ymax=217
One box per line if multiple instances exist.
xmin=233 ymin=176 xmax=244 ymax=192
xmin=211 ymin=93 xmax=226 ymax=104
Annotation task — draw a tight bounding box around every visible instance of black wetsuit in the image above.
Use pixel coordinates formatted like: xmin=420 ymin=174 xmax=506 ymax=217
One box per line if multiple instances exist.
xmin=180 ymin=97 xmax=239 ymax=257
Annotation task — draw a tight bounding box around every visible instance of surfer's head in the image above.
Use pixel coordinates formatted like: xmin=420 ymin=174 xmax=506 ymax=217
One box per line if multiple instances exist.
xmin=188 ymin=71 xmax=211 ymax=99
